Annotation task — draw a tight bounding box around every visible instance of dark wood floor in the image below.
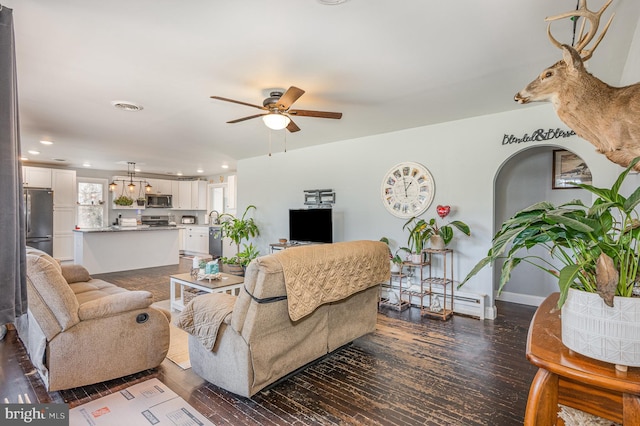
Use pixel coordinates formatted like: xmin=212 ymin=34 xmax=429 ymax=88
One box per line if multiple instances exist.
xmin=0 ymin=261 xmax=539 ymax=425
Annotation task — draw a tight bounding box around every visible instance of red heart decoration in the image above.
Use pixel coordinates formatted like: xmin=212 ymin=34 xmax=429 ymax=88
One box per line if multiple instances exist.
xmin=437 ymin=205 xmax=450 ymax=219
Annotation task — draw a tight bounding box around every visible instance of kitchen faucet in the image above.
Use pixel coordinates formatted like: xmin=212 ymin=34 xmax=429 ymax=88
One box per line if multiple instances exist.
xmin=208 ymin=210 xmax=220 ymax=225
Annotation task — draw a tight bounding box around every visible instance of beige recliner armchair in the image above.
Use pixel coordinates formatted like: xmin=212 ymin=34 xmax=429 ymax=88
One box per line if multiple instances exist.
xmin=16 ymin=248 xmax=170 ymax=391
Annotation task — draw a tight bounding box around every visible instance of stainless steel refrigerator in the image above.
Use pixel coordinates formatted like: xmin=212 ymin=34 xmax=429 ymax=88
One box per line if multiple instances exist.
xmin=24 ymin=188 xmax=54 ymax=255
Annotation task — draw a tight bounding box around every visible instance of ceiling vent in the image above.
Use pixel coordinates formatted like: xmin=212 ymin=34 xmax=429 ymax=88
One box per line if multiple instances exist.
xmin=111 ymin=101 xmax=143 ymax=111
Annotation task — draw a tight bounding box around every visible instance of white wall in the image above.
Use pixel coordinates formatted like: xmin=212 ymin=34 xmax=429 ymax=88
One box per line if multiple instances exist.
xmin=237 ymin=103 xmax=627 ymax=317
xmin=494 ymin=147 xmax=593 ymax=306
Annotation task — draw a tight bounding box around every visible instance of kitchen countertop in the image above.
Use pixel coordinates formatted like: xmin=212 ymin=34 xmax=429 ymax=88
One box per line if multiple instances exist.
xmin=73 ymin=225 xmax=180 ymax=233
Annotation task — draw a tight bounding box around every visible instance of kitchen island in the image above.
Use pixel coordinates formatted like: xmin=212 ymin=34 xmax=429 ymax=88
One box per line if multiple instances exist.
xmin=73 ymin=226 xmax=180 ymax=274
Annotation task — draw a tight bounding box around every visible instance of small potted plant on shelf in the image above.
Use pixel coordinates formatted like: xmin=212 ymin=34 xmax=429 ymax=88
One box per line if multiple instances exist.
xmin=136 ymin=197 xmax=145 ymax=206
xmin=402 ymin=218 xmax=429 ymax=263
xmin=459 ymin=157 xmax=640 ymax=369
xmin=216 ymin=205 xmax=260 ymax=275
xmin=113 ymin=195 xmax=134 ymax=206
xmin=404 ymin=205 xmax=471 ymax=251
xmin=380 ymin=237 xmax=409 ymax=273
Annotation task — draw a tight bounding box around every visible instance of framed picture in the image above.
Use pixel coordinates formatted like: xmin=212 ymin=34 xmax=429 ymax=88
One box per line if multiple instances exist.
xmin=552 ymin=150 xmax=592 ymax=189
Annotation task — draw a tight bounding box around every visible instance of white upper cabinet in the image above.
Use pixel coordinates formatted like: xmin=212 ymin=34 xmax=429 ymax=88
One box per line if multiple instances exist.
xmin=171 ymin=180 xmax=206 ymax=210
xmin=172 ymin=181 xmax=192 ymax=210
xmin=23 ymin=166 xmax=52 ymax=188
xmin=52 ymin=169 xmax=76 ymax=207
xmin=147 ymin=178 xmax=172 ymax=195
xmin=191 ymin=181 xmax=207 ymax=210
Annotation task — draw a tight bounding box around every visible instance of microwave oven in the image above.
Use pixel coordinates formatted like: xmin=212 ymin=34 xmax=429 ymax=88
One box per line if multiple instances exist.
xmin=146 ymin=194 xmax=172 ymax=208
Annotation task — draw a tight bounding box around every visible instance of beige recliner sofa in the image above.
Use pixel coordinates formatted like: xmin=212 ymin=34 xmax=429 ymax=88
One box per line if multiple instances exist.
xmin=179 ymin=240 xmax=390 ymax=397
xmin=16 ymin=247 xmax=171 ymax=391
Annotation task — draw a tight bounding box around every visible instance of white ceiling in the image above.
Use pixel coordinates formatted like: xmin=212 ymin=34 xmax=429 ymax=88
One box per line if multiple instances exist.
xmin=5 ymin=0 xmax=640 ymax=177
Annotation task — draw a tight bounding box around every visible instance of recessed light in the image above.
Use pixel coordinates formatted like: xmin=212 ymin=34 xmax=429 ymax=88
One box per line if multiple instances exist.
xmin=28 ymin=150 xmax=40 ymax=155
xmin=317 ymin=0 xmax=348 ymax=4
xmin=111 ymin=100 xmax=143 ymax=111
xmin=40 ymin=140 xmax=53 ymax=145
xmin=176 ymin=172 xmax=183 ymax=176
xmin=221 ymin=164 xmax=229 ymax=169
xmin=83 ymin=162 xmax=91 ymax=167
xmin=20 ymin=157 xmax=28 ymax=161
xmin=196 ymin=169 xmax=204 ymax=174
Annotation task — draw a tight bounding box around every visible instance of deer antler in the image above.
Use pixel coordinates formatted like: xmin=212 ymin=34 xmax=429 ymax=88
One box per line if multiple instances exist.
xmin=545 ymin=0 xmax=615 ymax=61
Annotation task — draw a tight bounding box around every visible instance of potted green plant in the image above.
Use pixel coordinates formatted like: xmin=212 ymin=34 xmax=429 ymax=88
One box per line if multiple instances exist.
xmin=402 ymin=218 xmax=428 ymax=263
xmin=113 ymin=195 xmax=134 ymax=206
xmin=136 ymin=197 xmax=145 ymax=206
xmin=380 ymin=237 xmax=409 ymax=272
xmin=217 ymin=205 xmax=260 ymax=273
xmin=403 ymin=216 xmax=470 ymax=256
xmin=460 ymin=157 xmax=640 ymax=368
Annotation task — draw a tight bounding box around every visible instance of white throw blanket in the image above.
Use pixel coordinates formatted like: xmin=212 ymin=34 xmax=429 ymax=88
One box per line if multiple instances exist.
xmin=175 ymin=293 xmax=236 ymax=351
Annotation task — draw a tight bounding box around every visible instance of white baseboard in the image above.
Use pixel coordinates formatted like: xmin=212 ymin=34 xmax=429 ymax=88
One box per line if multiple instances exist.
xmin=496 ymin=291 xmax=545 ymax=307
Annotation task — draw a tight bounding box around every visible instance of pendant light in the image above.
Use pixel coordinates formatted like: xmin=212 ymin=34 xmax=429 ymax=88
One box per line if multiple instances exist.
xmin=127 ymin=162 xmax=136 ymax=192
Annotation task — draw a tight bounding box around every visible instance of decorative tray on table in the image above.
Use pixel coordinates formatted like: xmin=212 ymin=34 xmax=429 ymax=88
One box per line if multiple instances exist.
xmin=198 ymin=272 xmax=222 ymax=282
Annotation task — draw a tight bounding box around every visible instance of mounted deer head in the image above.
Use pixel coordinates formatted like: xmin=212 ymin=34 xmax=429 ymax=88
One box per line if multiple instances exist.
xmin=515 ymin=0 xmax=640 ymax=171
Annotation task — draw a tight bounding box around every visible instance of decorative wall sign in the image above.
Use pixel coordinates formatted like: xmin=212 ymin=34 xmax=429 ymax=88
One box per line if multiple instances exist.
xmin=502 ymin=128 xmax=576 ymax=145
xmin=304 ymin=189 xmax=335 ymax=206
xmin=552 ymin=150 xmax=592 ymax=189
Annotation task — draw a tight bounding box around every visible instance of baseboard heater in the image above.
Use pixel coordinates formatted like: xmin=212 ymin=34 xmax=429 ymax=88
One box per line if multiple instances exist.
xmin=405 ymin=288 xmax=487 ymax=320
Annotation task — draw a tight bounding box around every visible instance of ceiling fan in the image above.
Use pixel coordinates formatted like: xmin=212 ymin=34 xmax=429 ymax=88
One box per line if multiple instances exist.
xmin=210 ymin=86 xmax=342 ymax=133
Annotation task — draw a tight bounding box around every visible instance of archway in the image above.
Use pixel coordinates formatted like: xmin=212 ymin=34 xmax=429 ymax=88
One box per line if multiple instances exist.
xmin=492 ymin=145 xmax=592 ymax=306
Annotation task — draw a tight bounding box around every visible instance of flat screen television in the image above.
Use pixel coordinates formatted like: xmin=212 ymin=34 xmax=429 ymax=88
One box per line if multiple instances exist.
xmin=289 ymin=208 xmax=333 ymax=243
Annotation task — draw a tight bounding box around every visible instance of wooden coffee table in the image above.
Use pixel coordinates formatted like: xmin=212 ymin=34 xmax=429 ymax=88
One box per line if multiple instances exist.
xmin=525 ymin=292 xmax=640 ymax=425
xmin=169 ymin=272 xmax=244 ymax=312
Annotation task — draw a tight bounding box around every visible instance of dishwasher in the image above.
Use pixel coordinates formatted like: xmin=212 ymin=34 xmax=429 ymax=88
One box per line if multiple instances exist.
xmin=208 ymin=226 xmax=223 ymax=259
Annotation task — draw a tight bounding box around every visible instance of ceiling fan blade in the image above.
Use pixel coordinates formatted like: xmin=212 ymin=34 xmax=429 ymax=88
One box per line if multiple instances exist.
xmin=289 ymin=109 xmax=342 ymax=119
xmin=286 ymin=118 xmax=301 ymax=133
xmin=277 ymin=86 xmax=305 ymax=110
xmin=227 ymin=113 xmax=267 ymax=124
xmin=210 ymin=96 xmax=266 ymax=110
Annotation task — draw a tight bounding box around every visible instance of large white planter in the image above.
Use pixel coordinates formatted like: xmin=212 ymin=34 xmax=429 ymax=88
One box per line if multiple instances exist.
xmin=561 ymin=287 xmax=640 ymax=368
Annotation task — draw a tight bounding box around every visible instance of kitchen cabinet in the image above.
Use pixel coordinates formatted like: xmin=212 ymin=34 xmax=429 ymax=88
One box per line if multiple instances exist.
xmin=171 ymin=181 xmax=192 ymax=210
xmin=184 ymin=226 xmax=209 ymax=255
xmin=23 ymin=166 xmax=52 ymax=188
xmin=178 ymin=227 xmax=185 ymax=254
xmin=172 ymin=180 xmax=206 ymax=210
xmin=52 ymin=169 xmax=76 ymax=207
xmin=52 ymin=169 xmax=76 ymax=261
xmin=146 ymin=178 xmax=172 ymax=195
xmin=191 ymin=180 xmax=207 ymax=210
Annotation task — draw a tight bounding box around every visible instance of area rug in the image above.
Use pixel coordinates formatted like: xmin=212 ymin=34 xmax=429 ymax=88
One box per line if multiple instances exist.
xmin=167 ymin=323 xmax=190 ymax=369
xmin=559 ymin=405 xmax=621 ymax=426
xmin=153 ymin=300 xmax=191 ymax=369
xmin=69 ymin=378 xmax=213 ymax=425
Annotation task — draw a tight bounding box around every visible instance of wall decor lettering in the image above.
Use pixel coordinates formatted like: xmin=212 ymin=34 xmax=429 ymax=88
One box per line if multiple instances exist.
xmin=502 ymin=128 xmax=576 ymax=145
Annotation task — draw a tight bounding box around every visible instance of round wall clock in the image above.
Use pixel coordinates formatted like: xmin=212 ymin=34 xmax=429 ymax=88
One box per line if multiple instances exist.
xmin=380 ymin=162 xmax=435 ymax=218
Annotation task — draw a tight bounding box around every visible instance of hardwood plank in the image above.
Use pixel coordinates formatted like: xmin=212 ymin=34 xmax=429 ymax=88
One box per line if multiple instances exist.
xmin=0 ymin=259 xmax=539 ymax=425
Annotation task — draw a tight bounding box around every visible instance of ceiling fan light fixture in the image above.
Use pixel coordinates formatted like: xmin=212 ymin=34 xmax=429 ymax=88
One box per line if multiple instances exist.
xmin=262 ymin=113 xmax=290 ymax=130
